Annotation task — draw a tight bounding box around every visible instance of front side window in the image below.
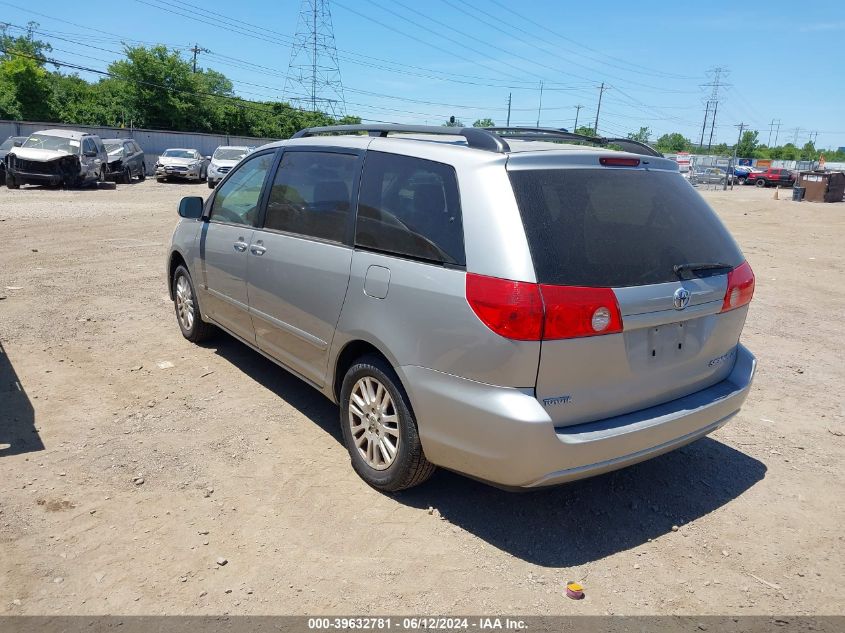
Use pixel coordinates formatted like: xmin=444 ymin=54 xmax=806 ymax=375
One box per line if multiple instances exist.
xmin=82 ymin=138 xmax=96 ymax=155
xmin=123 ymin=142 xmax=134 ymax=156
xmin=264 ymin=151 xmax=357 ymax=243
xmin=355 ymin=152 xmax=464 ymax=265
xmin=209 ymin=152 xmax=275 ymax=227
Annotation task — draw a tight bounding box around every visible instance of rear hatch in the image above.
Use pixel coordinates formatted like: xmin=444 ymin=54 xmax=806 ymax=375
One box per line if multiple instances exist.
xmin=508 ymin=161 xmax=751 ymax=427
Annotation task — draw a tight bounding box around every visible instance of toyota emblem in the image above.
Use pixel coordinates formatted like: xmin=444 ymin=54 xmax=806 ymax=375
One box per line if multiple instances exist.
xmin=673 ymin=287 xmax=691 ymax=310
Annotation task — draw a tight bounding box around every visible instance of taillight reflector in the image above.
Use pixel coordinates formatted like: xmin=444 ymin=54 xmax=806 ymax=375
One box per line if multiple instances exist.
xmin=466 ymin=274 xmax=623 ymax=341
xmin=600 ymin=157 xmax=640 ymax=167
xmin=721 ymin=261 xmax=755 ymax=312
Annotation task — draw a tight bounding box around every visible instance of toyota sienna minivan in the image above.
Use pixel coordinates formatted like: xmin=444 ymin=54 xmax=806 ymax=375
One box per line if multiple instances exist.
xmin=167 ymin=125 xmax=756 ymax=492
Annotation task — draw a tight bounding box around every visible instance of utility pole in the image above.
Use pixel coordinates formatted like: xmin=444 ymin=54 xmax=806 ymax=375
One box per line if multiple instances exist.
xmin=506 ymin=92 xmax=512 ymax=126
xmin=594 ymin=82 xmax=607 ymax=133
xmin=573 ymin=104 xmax=584 ymax=132
xmin=189 ymin=43 xmax=208 ymax=73
xmin=767 ymin=118 xmax=780 ymax=146
xmin=727 ymin=122 xmax=746 ymax=190
xmin=536 ymin=81 xmax=544 ymax=127
xmin=774 ymin=120 xmax=781 ymax=146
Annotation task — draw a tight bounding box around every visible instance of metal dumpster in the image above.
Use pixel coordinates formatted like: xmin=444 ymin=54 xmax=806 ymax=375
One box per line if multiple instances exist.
xmin=797 ymin=171 xmax=845 ymax=203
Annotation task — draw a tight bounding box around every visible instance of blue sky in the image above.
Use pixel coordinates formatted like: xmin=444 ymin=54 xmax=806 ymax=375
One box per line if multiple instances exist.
xmin=3 ymin=0 xmax=843 ymax=148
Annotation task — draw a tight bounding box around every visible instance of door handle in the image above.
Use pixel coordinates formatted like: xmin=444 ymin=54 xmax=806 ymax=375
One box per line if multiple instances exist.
xmin=233 ymin=241 xmax=248 ymax=252
xmin=250 ymin=244 xmax=266 ymax=256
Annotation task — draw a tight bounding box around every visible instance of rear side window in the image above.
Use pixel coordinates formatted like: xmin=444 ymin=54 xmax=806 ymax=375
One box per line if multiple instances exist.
xmin=509 ymin=169 xmax=743 ymax=287
xmin=356 ymin=151 xmax=464 ymax=266
xmin=264 ymin=151 xmax=357 ymax=243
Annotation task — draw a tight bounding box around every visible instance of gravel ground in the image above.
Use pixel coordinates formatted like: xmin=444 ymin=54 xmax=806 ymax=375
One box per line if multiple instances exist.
xmin=0 ymin=179 xmax=843 ymax=615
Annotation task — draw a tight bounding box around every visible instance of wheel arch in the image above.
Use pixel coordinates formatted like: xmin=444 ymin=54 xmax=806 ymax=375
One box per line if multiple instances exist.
xmin=167 ymin=250 xmax=188 ymax=300
xmin=332 ymin=338 xmax=402 ymax=404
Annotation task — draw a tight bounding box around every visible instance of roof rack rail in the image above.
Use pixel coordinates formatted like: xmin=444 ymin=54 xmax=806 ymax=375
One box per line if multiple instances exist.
xmin=291 ymin=124 xmax=663 ymax=157
xmin=292 ymin=124 xmax=509 ymax=153
xmin=483 ymin=127 xmax=664 ymax=157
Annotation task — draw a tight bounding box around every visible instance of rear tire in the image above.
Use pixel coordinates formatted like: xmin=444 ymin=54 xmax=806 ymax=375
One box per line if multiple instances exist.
xmin=172 ymin=265 xmax=216 ymax=343
xmin=340 ymin=355 xmax=436 ymax=492
xmin=138 ymin=169 xmax=146 ymax=181
xmin=207 ymin=179 xmax=215 ymax=189
xmin=755 ymin=178 xmax=766 ymax=188
xmin=738 ymin=177 xmax=746 ymax=185
xmin=6 ymin=172 xmax=19 ymax=189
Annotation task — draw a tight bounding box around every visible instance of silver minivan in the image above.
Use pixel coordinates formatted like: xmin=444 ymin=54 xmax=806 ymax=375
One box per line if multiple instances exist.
xmin=167 ymin=125 xmax=756 ymax=492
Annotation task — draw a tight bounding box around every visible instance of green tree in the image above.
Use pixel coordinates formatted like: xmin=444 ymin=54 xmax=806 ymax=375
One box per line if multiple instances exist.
xmin=472 ymin=118 xmax=495 ymax=128
xmin=713 ymin=142 xmax=729 ymax=156
xmin=574 ymin=125 xmax=597 ymax=137
xmin=800 ymin=141 xmax=817 ymax=161
xmin=627 ymin=126 xmax=651 ymax=143
xmin=0 ymin=24 xmax=55 ymax=121
xmin=443 ymin=116 xmax=464 ymax=127
xmin=735 ymin=130 xmax=759 ymax=158
xmin=655 ymin=132 xmax=691 ymax=153
xmin=780 ymin=143 xmax=798 ymax=160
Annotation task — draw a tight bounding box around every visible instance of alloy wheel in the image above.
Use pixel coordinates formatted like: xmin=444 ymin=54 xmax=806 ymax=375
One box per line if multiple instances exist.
xmin=348 ymin=376 xmax=400 ymax=470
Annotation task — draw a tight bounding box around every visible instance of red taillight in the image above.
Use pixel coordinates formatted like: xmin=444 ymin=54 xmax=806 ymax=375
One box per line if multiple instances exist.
xmin=721 ymin=261 xmax=755 ymax=312
xmin=600 ymin=157 xmax=640 ymax=167
xmin=466 ymin=274 xmax=623 ymax=341
xmin=540 ymin=285 xmax=623 ymax=339
xmin=466 ymin=273 xmax=543 ymax=341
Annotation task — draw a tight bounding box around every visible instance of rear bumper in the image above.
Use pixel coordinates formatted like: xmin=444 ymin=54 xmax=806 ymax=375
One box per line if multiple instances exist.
xmin=402 ymin=344 xmax=756 ymax=488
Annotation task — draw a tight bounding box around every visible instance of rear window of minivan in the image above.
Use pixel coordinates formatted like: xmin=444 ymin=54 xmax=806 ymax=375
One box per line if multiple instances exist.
xmin=509 ymin=168 xmax=743 ymax=287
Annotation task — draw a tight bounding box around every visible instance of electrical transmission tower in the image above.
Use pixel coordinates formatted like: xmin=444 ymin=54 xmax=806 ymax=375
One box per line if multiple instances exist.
xmin=699 ymin=67 xmax=730 ymax=151
xmin=283 ymin=0 xmax=346 ymax=118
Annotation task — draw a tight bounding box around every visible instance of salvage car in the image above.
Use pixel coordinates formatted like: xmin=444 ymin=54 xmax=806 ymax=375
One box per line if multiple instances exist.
xmin=103 ymin=138 xmax=146 ymax=183
xmin=0 ymin=135 xmax=28 ymax=185
xmin=167 ymin=124 xmax=756 ymax=492
xmin=206 ymin=145 xmax=252 ymax=188
xmin=155 ymin=148 xmax=209 ymax=182
xmin=5 ymin=129 xmax=107 ymax=189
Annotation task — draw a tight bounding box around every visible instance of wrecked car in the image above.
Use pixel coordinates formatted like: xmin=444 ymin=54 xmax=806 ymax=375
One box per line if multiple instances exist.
xmin=0 ymin=136 xmax=28 ymax=185
xmin=154 ymin=148 xmax=209 ymax=183
xmin=103 ymin=138 xmax=146 ymax=183
xmin=5 ymin=129 xmax=107 ymax=189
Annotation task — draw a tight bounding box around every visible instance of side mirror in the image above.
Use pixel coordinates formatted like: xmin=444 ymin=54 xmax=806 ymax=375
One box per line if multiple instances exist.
xmin=178 ymin=196 xmax=204 ymax=219
xmin=13 ymin=140 xmax=22 ymax=147
xmin=204 ymin=155 xmax=212 ymax=160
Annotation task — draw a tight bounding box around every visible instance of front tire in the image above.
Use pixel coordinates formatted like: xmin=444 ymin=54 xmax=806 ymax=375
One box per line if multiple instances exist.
xmin=122 ymin=166 xmax=132 ymax=184
xmin=207 ymin=179 xmax=215 ymax=189
xmin=172 ymin=265 xmax=216 ymax=343
xmin=6 ymin=172 xmax=19 ymax=189
xmin=340 ymin=356 xmax=435 ymax=492
xmin=738 ymin=177 xmax=746 ymax=185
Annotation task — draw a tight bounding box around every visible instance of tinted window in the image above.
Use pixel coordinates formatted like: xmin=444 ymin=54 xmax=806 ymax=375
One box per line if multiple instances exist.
xmin=509 ymin=169 xmax=743 ymax=287
xmin=82 ymin=138 xmax=96 ymax=154
xmin=356 ymin=152 xmax=464 ymax=265
xmin=209 ymin=152 xmax=274 ymax=227
xmin=264 ymin=151 xmax=357 ymax=243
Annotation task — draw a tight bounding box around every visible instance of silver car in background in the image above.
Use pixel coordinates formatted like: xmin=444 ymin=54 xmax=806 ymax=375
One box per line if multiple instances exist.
xmin=206 ymin=145 xmax=252 ymax=189
xmin=167 ymin=125 xmax=756 ymax=492
xmin=155 ymin=148 xmax=209 ymax=182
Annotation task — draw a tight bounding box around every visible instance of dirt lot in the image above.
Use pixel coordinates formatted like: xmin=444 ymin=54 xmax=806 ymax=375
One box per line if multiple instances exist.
xmin=0 ymin=179 xmax=843 ymax=616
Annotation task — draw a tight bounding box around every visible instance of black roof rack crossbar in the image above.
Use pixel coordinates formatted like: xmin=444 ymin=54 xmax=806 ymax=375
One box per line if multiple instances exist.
xmin=291 ymin=124 xmax=663 ymax=157
xmin=292 ymin=124 xmax=510 ymax=153
xmin=483 ymin=127 xmax=663 ymax=157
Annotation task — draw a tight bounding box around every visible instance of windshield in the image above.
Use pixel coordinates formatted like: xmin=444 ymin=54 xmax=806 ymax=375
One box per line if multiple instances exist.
xmin=162 ymin=149 xmax=196 ymax=159
xmin=213 ymin=148 xmax=248 ymax=161
xmin=104 ymin=141 xmax=123 ymax=153
xmin=22 ymin=134 xmax=80 ymax=154
xmin=508 ymin=168 xmax=743 ymax=287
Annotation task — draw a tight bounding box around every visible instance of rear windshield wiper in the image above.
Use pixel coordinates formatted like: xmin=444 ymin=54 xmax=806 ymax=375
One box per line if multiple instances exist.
xmin=673 ymin=262 xmax=733 ymax=279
